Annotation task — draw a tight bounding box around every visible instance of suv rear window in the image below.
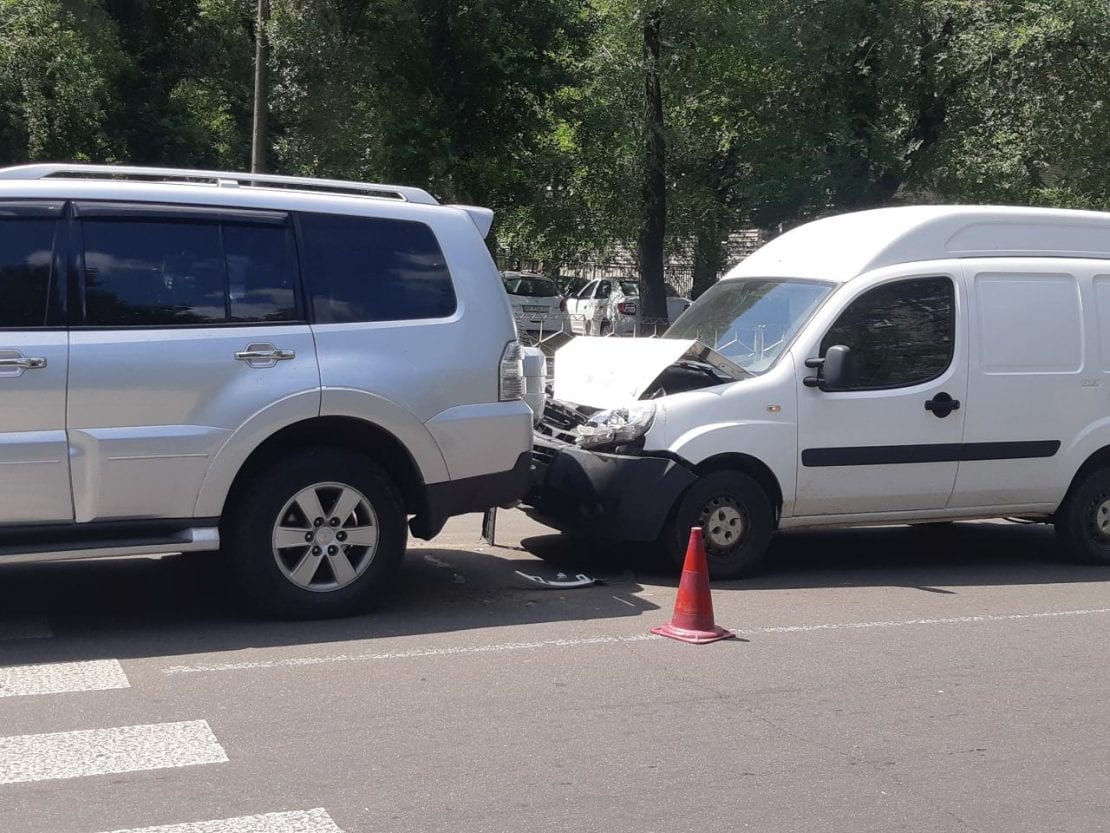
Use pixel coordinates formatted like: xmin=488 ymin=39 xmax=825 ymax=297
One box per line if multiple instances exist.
xmin=299 ymin=213 xmax=456 ymax=323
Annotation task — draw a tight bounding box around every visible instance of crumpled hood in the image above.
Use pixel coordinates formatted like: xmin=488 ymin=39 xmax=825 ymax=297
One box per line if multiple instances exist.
xmin=553 ymin=337 xmax=745 ymax=409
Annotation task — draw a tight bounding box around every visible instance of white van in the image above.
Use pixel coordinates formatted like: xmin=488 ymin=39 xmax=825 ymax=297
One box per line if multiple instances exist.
xmin=525 ymin=205 xmax=1110 ymax=578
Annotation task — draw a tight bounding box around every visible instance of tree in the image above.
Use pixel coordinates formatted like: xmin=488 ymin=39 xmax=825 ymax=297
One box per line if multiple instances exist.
xmin=0 ymin=0 xmax=125 ymax=162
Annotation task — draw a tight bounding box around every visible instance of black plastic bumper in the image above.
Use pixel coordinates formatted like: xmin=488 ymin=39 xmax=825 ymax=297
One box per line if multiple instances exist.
xmin=412 ymin=451 xmax=532 ymax=540
xmin=523 ymin=439 xmax=696 ymax=542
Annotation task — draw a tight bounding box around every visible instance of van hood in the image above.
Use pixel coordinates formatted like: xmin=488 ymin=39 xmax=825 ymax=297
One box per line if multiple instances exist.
xmin=552 ymin=336 xmax=748 ymax=410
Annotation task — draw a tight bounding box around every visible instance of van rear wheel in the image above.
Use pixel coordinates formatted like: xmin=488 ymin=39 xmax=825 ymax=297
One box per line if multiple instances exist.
xmin=663 ymin=471 xmax=773 ymax=580
xmin=1056 ymin=468 xmax=1110 ymax=565
xmin=224 ymin=448 xmax=407 ymax=618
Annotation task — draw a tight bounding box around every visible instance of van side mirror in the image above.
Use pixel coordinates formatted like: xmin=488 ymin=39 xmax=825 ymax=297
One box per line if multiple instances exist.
xmin=803 ymin=344 xmax=853 ymax=391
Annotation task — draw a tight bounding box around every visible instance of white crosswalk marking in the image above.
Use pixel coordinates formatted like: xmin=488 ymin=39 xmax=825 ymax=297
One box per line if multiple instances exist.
xmin=0 ymin=617 xmax=52 ymax=641
xmin=97 ymin=809 xmax=344 ymax=833
xmin=0 ymin=659 xmax=130 ymax=698
xmin=0 ymin=720 xmax=227 ymax=785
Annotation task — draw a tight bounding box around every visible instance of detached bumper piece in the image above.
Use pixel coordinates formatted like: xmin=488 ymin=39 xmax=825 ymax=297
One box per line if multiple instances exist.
xmin=524 ymin=438 xmax=696 ymax=542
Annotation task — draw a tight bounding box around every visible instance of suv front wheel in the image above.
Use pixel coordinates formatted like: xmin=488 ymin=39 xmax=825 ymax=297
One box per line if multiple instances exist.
xmin=224 ymin=448 xmax=407 ymax=618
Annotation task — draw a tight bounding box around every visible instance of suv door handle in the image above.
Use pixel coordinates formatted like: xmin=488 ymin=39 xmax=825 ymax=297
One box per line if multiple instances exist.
xmin=0 ymin=356 xmax=47 ymax=370
xmin=925 ymin=392 xmax=960 ymax=418
xmin=235 ymin=347 xmax=295 ymax=362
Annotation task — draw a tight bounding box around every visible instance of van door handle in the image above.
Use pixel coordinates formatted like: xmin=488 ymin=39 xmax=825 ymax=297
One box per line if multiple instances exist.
xmin=925 ymin=392 xmax=960 ymax=418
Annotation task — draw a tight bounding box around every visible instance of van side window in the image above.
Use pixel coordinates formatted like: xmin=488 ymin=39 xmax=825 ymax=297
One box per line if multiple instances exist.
xmin=821 ymin=277 xmax=954 ymax=390
xmin=0 ymin=218 xmax=59 ymax=328
xmin=298 ymin=213 xmax=456 ymax=323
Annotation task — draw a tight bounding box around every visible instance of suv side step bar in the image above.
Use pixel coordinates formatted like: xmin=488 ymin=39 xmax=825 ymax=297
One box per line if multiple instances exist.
xmin=0 ymin=526 xmax=219 ymax=566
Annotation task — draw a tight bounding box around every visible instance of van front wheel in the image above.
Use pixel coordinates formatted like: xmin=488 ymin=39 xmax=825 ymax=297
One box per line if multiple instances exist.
xmin=664 ymin=471 xmax=774 ymax=580
xmin=1056 ymin=468 xmax=1110 ymax=564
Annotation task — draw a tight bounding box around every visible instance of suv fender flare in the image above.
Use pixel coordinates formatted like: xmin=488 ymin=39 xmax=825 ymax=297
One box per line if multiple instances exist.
xmin=194 ymin=388 xmax=449 ymax=518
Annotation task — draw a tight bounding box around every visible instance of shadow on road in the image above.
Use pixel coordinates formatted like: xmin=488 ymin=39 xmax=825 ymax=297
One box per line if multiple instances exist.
xmin=0 ymin=544 xmax=655 ymax=667
xmin=2 ymin=519 xmax=1107 ymax=667
xmin=524 ymin=519 xmax=1110 ymax=591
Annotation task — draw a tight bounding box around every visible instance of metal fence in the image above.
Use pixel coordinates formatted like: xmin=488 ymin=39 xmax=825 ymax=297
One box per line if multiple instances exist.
xmin=512 ymin=310 xmax=673 ymax=346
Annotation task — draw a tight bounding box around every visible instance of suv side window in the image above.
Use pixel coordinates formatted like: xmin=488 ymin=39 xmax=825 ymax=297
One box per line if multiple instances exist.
xmin=597 ymin=281 xmax=611 ymax=300
xmin=81 ymin=217 xmax=297 ymax=326
xmin=820 ymin=277 xmax=955 ymax=390
xmin=298 ymin=212 xmax=456 ymax=323
xmin=0 ymin=217 xmax=60 ymax=328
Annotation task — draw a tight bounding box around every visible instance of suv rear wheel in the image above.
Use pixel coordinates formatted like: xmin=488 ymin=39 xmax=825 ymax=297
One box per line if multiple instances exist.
xmin=224 ymin=448 xmax=407 ymax=618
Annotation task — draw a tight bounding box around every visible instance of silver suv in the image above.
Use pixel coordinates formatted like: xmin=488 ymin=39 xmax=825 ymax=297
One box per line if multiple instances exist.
xmin=0 ymin=163 xmax=532 ymax=618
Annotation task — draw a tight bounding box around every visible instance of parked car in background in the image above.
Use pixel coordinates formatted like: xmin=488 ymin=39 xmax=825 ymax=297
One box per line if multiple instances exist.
xmin=501 ymin=271 xmax=569 ymax=338
xmin=559 ymin=276 xmax=588 ymax=298
xmin=0 ymin=162 xmax=534 ymax=619
xmin=565 ymin=278 xmax=641 ymax=335
xmin=666 ymin=283 xmax=692 ymax=324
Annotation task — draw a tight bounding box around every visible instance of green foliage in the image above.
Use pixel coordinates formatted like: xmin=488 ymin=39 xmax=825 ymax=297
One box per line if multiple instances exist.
xmin=2 ymin=0 xmax=1110 ymax=273
xmin=0 ymin=0 xmax=125 ymax=160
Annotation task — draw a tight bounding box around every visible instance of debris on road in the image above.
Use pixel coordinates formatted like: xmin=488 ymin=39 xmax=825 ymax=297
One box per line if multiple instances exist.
xmin=514 ymin=570 xmax=598 ymax=589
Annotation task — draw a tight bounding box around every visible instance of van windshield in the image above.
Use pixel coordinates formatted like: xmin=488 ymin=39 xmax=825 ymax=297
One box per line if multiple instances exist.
xmin=665 ymin=278 xmax=833 ymax=373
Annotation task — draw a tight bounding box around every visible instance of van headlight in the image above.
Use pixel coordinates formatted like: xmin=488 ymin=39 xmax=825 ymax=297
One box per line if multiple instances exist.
xmin=577 ymin=403 xmax=656 ymax=449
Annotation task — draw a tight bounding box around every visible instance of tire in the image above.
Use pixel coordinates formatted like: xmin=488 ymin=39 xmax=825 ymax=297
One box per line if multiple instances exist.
xmin=1055 ymin=468 xmax=1110 ymax=565
xmin=663 ymin=470 xmax=774 ymax=580
xmin=600 ymin=321 xmax=613 ymax=336
xmin=223 ymin=448 xmax=408 ymax=618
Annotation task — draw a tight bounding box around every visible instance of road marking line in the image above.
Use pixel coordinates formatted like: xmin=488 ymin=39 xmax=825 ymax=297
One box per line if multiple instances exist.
xmin=0 ymin=720 xmax=227 ymax=785
xmin=744 ymin=607 xmax=1110 ymax=634
xmin=159 ymin=607 xmax=1110 ymax=676
xmin=0 ymin=617 xmax=52 ymax=641
xmin=612 ymin=595 xmax=637 ymax=607
xmin=96 ymin=808 xmax=343 ymax=833
xmin=163 ymin=635 xmax=658 ymax=674
xmin=0 ymin=659 xmax=129 ymax=698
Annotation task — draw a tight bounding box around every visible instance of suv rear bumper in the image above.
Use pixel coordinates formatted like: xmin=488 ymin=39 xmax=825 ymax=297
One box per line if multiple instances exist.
xmin=411 ymin=451 xmax=532 ymax=539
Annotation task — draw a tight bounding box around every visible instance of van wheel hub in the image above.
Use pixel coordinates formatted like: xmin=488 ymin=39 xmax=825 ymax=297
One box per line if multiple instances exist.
xmin=699 ymin=497 xmax=746 ymax=552
xmin=1094 ymin=498 xmax=1110 ymax=539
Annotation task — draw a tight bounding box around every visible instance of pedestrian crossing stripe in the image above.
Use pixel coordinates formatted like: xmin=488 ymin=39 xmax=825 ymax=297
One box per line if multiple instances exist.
xmin=0 ymin=659 xmax=129 ymax=698
xmin=96 ymin=809 xmax=343 ymax=833
xmin=0 ymin=720 xmax=227 ymax=785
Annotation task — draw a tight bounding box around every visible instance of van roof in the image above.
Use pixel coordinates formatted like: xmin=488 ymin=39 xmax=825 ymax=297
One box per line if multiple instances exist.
xmin=727 ymin=205 xmax=1110 ymax=283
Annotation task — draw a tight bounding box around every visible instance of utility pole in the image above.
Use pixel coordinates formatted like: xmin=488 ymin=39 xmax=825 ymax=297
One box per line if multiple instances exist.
xmin=250 ymin=0 xmax=270 ymax=173
xmin=636 ymin=10 xmax=667 ymax=330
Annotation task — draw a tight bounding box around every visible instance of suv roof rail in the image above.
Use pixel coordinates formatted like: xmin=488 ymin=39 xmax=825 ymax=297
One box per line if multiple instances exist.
xmin=0 ymin=163 xmax=440 ymax=206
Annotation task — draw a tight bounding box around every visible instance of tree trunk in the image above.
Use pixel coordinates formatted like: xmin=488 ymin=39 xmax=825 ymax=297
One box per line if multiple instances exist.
xmin=636 ymin=10 xmax=668 ymax=329
xmin=250 ymin=0 xmax=270 ymax=174
xmin=691 ymin=220 xmax=727 ymax=300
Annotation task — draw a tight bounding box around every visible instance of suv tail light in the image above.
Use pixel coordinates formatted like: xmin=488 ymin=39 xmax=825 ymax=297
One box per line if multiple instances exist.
xmin=618 ymin=301 xmax=638 ymax=316
xmin=499 ymin=341 xmax=525 ymax=401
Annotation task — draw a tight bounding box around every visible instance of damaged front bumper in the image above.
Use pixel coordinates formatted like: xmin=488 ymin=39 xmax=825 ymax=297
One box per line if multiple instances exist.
xmin=523 ymin=436 xmax=696 ymax=542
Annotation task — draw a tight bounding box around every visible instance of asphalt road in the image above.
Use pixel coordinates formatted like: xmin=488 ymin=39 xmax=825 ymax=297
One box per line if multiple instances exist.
xmin=1 ymin=512 xmax=1108 ymax=833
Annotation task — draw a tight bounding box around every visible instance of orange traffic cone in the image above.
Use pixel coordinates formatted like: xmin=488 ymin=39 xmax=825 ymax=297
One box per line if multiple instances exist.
xmin=651 ymin=528 xmax=736 ymax=644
